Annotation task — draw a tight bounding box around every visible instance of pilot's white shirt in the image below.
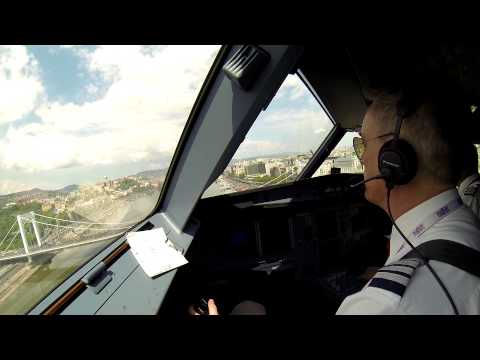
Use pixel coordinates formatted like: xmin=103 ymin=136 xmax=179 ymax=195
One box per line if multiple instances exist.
xmin=458 ymin=173 xmax=480 ymax=219
xmin=336 ymin=189 xmax=480 ymax=315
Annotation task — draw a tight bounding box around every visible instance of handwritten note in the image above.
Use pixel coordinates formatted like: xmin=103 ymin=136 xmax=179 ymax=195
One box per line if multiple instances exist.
xmin=127 ymin=227 xmax=188 ymax=278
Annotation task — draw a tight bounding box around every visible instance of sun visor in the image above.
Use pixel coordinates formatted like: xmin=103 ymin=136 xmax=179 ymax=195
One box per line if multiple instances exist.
xmin=298 ymin=46 xmax=367 ymax=131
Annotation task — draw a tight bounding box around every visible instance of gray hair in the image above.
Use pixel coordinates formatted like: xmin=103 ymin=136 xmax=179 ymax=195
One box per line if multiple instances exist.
xmin=370 ymin=91 xmax=470 ymax=186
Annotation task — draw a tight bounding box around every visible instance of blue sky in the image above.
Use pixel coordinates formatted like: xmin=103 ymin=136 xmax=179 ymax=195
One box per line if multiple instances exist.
xmin=26 ymin=46 xmax=109 ymax=105
xmin=28 ymin=46 xmax=92 ymax=103
xmin=0 ymin=45 xmax=357 ymax=195
xmin=0 ymin=46 xmax=98 ymax=136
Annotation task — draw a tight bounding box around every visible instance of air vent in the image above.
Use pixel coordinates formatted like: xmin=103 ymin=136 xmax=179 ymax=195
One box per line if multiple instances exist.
xmin=223 ymin=45 xmax=270 ymax=91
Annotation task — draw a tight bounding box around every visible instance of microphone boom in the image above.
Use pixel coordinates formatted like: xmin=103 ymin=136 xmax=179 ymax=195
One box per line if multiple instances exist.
xmin=349 ymin=175 xmax=386 ymax=188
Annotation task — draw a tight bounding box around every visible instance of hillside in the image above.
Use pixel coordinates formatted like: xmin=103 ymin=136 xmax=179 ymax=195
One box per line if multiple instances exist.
xmin=135 ymin=168 xmax=168 ymax=179
xmin=0 ymin=185 xmax=80 ymax=207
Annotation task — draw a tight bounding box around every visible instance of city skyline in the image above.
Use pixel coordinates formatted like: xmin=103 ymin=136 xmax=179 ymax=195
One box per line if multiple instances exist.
xmin=0 ymin=142 xmax=359 ymax=197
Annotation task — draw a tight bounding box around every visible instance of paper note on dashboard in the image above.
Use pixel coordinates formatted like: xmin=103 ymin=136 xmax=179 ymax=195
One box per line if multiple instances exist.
xmin=127 ymin=227 xmax=188 ymax=278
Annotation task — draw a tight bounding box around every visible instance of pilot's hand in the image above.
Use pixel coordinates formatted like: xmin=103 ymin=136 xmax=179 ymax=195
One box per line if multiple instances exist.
xmin=206 ymin=299 xmax=219 ymax=315
xmin=189 ymin=299 xmax=219 ymax=315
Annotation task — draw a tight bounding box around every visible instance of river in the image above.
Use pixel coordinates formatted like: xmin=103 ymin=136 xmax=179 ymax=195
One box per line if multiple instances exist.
xmin=0 ymin=193 xmax=158 ymax=314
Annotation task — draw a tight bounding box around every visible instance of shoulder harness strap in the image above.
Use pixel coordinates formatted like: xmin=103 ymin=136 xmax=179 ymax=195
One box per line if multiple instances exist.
xmin=402 ymin=239 xmax=480 ymax=278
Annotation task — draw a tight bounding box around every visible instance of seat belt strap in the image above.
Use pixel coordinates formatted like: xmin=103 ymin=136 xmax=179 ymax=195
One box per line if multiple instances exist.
xmin=402 ymin=239 xmax=480 ymax=278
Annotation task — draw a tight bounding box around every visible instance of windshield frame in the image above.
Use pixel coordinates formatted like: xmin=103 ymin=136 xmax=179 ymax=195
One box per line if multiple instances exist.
xmin=152 ymin=45 xmax=230 ymax=215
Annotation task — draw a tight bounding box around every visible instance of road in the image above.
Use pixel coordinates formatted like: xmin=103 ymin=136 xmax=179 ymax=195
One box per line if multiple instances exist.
xmin=203 ymin=175 xmax=259 ymax=198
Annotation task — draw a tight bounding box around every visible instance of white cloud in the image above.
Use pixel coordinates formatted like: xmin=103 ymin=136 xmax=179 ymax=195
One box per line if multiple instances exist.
xmin=0 ymin=46 xmax=44 ymax=124
xmin=260 ymin=107 xmax=332 ymax=132
xmin=233 ymin=139 xmax=283 ymax=159
xmin=0 ymin=179 xmax=32 ymax=195
xmin=86 ymin=83 xmax=99 ymax=95
xmin=0 ymin=45 xmax=221 ymax=172
xmin=232 ymin=106 xmax=334 ymax=159
xmin=276 ymin=74 xmax=309 ymax=101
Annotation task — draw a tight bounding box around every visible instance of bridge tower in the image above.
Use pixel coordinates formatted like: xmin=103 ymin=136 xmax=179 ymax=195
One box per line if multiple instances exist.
xmin=16 ymin=215 xmax=31 ymax=263
xmin=30 ymin=211 xmax=42 ymax=247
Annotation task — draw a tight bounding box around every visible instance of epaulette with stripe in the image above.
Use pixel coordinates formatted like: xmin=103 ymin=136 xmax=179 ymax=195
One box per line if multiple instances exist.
xmin=367 ymin=258 xmax=423 ymax=298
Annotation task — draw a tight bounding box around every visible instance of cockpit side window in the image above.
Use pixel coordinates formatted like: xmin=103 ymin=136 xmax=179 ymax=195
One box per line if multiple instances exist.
xmin=202 ymin=74 xmax=335 ymax=198
xmin=311 ymin=131 xmax=364 ymax=177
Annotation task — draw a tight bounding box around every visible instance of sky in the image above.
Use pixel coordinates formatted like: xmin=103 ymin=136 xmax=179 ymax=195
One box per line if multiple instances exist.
xmin=0 ymin=45 xmax=358 ymax=195
xmin=232 ymin=74 xmax=358 ymax=161
xmin=0 ymin=45 xmax=219 ymax=194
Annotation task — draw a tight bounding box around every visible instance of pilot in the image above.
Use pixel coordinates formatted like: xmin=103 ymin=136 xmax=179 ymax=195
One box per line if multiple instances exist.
xmin=457 ymin=143 xmax=480 ymax=218
xmin=337 ymin=86 xmax=480 ymax=314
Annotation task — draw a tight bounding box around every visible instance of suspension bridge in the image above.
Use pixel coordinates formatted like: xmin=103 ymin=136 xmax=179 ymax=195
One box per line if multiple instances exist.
xmin=0 ymin=210 xmax=137 ymax=263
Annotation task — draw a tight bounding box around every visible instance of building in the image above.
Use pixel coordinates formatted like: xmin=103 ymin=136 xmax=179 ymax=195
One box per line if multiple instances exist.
xmin=269 ymin=166 xmax=281 ymax=178
xmin=330 ymin=156 xmax=363 ymax=174
xmin=229 ymin=164 xmax=246 ymax=177
xmin=284 ymin=157 xmax=295 ymax=167
xmin=352 ymin=157 xmax=363 ymax=173
xmin=315 ymin=161 xmax=331 ymax=176
xmin=245 ymin=162 xmax=266 ymax=176
xmin=54 ymin=204 xmax=66 ymax=214
xmin=295 ymin=158 xmax=308 ymax=169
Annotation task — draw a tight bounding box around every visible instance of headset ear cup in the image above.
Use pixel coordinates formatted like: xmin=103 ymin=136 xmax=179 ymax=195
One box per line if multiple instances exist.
xmin=378 ymin=139 xmax=418 ymax=186
xmin=378 ymin=140 xmax=392 ymax=178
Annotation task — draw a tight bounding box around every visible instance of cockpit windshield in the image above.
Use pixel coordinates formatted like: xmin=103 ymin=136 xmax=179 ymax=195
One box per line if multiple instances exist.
xmin=0 ymin=45 xmax=221 ymax=314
